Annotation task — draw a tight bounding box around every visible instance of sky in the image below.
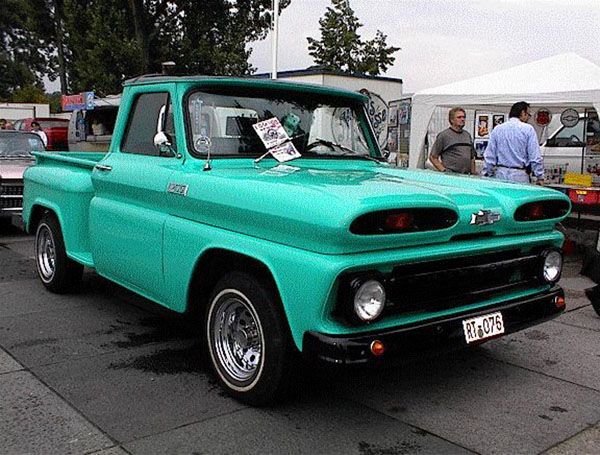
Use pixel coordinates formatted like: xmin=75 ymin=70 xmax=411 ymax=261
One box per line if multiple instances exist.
xmin=248 ymin=0 xmax=600 ymax=93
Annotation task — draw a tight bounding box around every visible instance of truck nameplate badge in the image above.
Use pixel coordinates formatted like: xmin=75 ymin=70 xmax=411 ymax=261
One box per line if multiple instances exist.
xmin=470 ymin=210 xmax=501 ymax=226
xmin=167 ymin=183 xmax=189 ymax=196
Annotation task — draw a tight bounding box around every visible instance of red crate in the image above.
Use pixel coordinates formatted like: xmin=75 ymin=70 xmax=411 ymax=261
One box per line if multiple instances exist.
xmin=568 ymin=188 xmax=600 ymax=205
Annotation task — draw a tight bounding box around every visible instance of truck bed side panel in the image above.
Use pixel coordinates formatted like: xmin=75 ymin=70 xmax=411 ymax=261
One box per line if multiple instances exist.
xmin=23 ymin=153 xmax=104 ymax=266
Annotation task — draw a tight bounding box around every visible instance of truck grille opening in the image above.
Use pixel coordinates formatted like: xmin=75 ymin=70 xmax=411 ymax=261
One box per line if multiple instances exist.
xmin=336 ymin=249 xmax=544 ymax=323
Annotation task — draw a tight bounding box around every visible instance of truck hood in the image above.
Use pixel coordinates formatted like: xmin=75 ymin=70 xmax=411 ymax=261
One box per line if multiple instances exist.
xmin=173 ymin=159 xmax=570 ymax=254
xmin=0 ymin=160 xmax=32 ymax=180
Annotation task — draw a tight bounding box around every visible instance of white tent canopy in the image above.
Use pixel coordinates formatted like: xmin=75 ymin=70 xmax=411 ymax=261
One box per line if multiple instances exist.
xmin=409 ymin=53 xmax=600 ymax=168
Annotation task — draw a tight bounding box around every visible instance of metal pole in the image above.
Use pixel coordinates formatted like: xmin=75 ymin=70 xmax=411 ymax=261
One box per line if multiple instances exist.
xmin=271 ymin=0 xmax=279 ymax=79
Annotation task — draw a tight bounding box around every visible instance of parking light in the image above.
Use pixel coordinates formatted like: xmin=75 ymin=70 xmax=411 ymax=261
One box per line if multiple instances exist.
xmin=370 ymin=340 xmax=385 ymax=356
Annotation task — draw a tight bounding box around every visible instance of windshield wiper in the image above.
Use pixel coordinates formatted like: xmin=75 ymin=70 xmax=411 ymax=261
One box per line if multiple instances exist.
xmin=1 ymin=155 xmax=33 ymax=159
xmin=305 ymin=138 xmax=384 ymax=162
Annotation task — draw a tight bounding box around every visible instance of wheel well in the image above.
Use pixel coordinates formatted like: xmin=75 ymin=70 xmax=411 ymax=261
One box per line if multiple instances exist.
xmin=187 ymin=249 xmax=280 ymax=318
xmin=28 ymin=205 xmax=55 ymax=234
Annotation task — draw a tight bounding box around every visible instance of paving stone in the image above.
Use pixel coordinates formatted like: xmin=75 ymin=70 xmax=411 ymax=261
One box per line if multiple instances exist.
xmin=0 ymin=278 xmax=89 ymax=318
xmin=558 ymin=304 xmax=600 ymax=332
xmin=0 ymin=276 xmax=194 ymax=368
xmin=485 ymin=317 xmax=600 ymax=391
xmin=329 ymin=350 xmax=600 ymax=455
xmin=88 ymin=446 xmax=130 ymax=455
xmin=0 ymin=249 xmax=37 ymax=282
xmin=543 ymin=422 xmax=600 ymax=455
xmin=124 ymin=399 xmax=473 ymax=455
xmin=0 ymin=347 xmax=22 ymax=374
xmin=31 ymin=341 xmax=244 ymax=443
xmin=0 ymin=370 xmax=112 ymax=455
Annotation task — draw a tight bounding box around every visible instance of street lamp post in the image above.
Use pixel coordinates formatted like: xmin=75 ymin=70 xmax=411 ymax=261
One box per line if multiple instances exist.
xmin=271 ymin=0 xmax=279 ymax=79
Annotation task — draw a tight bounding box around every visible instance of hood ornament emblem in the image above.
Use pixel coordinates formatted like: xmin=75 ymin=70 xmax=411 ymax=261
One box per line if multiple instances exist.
xmin=470 ymin=210 xmax=501 ymax=226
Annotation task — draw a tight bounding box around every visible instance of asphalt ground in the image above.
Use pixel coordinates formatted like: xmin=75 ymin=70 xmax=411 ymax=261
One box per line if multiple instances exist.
xmin=0 ymin=220 xmax=599 ymax=455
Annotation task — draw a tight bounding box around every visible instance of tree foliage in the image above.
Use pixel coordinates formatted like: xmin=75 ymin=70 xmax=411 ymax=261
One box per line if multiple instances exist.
xmin=65 ymin=0 xmax=291 ymax=95
xmin=0 ymin=0 xmax=57 ymax=99
xmin=1 ymin=0 xmax=288 ymax=100
xmin=307 ymin=0 xmax=399 ymax=76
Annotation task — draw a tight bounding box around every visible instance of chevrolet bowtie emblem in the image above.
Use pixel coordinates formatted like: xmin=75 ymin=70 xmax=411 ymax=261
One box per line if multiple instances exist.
xmin=470 ymin=210 xmax=501 ymax=226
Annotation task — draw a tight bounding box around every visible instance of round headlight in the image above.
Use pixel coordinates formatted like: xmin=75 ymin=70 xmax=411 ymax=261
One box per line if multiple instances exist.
xmin=542 ymin=250 xmax=563 ymax=283
xmin=353 ymin=279 xmax=386 ymax=322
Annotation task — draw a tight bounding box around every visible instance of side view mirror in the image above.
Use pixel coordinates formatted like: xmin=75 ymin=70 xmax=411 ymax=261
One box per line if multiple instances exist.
xmin=154 ymin=131 xmax=177 ymax=156
xmin=153 ymin=131 xmax=176 ymax=157
xmin=154 ymin=104 xmax=177 ymax=157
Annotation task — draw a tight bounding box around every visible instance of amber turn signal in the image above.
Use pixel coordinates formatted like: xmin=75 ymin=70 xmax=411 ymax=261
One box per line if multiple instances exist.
xmin=554 ymin=296 xmax=565 ymax=308
xmin=370 ymin=340 xmax=385 ymax=356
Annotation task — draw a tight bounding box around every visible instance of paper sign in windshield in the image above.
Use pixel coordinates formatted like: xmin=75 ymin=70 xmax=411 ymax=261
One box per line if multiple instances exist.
xmin=252 ymin=118 xmax=290 ymax=149
xmin=270 ymin=142 xmax=301 ymax=163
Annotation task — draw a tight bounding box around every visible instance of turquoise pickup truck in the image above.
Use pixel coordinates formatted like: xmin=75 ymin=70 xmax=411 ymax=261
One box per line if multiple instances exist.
xmin=23 ymin=75 xmax=571 ymax=405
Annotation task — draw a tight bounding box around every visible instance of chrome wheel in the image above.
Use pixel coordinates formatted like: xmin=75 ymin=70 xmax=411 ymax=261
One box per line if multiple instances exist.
xmin=208 ymin=289 xmax=264 ymax=388
xmin=36 ymin=223 xmax=56 ymax=283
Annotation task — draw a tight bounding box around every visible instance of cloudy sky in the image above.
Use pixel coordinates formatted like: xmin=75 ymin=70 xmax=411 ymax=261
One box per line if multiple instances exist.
xmin=249 ymin=0 xmax=600 ymax=93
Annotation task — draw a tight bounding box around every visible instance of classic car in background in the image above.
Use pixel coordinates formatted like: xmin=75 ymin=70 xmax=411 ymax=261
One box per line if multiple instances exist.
xmin=14 ymin=117 xmax=69 ymax=151
xmin=0 ymin=131 xmax=44 ymax=224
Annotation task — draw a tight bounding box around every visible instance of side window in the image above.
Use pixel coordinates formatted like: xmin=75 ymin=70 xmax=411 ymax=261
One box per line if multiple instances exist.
xmin=121 ymin=92 xmax=173 ymax=155
xmin=547 ymin=121 xmax=585 ymax=147
xmin=587 ymin=112 xmax=600 ymax=148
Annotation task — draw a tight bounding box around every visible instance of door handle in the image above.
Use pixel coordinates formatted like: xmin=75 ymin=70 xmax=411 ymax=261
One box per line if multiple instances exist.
xmin=95 ymin=164 xmax=112 ymax=172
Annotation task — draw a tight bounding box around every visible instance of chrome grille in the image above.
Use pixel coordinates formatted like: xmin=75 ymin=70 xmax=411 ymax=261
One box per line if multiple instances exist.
xmin=1 ymin=184 xmax=24 ymax=196
xmin=0 ymin=183 xmax=24 ymax=209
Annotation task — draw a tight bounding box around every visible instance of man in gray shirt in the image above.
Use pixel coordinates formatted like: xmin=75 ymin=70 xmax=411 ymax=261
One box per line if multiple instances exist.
xmin=429 ymin=107 xmax=476 ymax=174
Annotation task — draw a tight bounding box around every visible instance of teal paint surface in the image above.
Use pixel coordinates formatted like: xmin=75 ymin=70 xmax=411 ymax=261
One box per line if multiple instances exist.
xmin=22 ymin=79 xmax=572 ymax=351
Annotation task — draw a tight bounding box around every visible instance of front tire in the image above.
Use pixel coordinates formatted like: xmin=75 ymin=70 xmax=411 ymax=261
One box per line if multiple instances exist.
xmin=205 ymin=272 xmax=293 ymax=406
xmin=35 ymin=213 xmax=83 ymax=293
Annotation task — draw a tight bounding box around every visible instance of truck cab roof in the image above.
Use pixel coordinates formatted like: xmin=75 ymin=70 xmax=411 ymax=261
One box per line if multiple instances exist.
xmin=122 ymin=74 xmax=368 ymax=102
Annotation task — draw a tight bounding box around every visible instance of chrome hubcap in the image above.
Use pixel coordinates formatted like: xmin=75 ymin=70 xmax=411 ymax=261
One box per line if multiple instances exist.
xmin=211 ymin=293 xmax=262 ymax=383
xmin=37 ymin=225 xmax=56 ymax=282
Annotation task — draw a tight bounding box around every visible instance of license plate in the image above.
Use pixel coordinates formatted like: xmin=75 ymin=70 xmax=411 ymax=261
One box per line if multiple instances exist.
xmin=462 ymin=312 xmax=504 ymax=344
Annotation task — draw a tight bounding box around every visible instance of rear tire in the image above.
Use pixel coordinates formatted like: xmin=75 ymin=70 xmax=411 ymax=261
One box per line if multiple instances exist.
xmin=35 ymin=213 xmax=83 ymax=293
xmin=205 ymin=272 xmax=294 ymax=406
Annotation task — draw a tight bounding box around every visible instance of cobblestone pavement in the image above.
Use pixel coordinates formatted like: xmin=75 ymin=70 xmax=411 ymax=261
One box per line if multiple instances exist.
xmin=0 ymin=221 xmax=598 ymax=454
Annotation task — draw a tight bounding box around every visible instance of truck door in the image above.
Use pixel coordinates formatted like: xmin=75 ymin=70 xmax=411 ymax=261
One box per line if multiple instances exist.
xmin=89 ymin=91 xmax=177 ymax=300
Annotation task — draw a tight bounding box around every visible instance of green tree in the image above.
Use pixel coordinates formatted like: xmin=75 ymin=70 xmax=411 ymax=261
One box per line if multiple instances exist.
xmin=62 ymin=0 xmax=143 ymax=95
xmin=59 ymin=0 xmax=289 ymax=96
xmin=0 ymin=0 xmax=56 ymax=99
xmin=307 ymin=0 xmax=399 ymax=75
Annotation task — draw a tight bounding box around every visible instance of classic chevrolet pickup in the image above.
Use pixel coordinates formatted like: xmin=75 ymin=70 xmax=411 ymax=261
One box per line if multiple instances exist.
xmin=23 ymin=75 xmax=571 ymax=405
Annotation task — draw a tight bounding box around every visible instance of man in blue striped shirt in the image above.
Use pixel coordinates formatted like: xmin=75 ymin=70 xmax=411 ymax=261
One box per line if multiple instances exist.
xmin=482 ymin=101 xmax=544 ymax=185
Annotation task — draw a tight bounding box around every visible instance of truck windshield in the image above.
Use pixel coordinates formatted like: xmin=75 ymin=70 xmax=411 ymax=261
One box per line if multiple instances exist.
xmin=0 ymin=133 xmax=44 ymax=158
xmin=187 ymin=88 xmax=379 ymax=159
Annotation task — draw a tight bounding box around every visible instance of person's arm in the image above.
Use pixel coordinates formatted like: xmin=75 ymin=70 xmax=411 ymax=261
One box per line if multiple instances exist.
xmin=526 ymin=127 xmax=544 ymax=184
xmin=429 ymin=134 xmax=446 ymax=172
xmin=482 ymin=133 xmax=497 ymax=176
xmin=429 ymin=153 xmax=446 ymax=172
xmin=469 ymin=135 xmax=476 ymax=175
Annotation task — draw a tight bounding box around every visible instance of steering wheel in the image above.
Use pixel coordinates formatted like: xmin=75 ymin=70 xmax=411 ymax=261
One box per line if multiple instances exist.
xmin=569 ymin=134 xmax=582 ymax=143
xmin=306 ymin=139 xmax=336 ymax=151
